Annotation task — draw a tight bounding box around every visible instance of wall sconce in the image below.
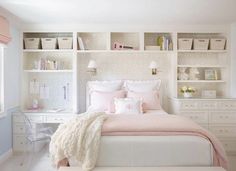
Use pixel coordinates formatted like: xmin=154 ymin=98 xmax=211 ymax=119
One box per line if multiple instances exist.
xmin=87 ymin=60 xmax=97 ymax=76
xmin=149 ymin=61 xmax=160 ymax=75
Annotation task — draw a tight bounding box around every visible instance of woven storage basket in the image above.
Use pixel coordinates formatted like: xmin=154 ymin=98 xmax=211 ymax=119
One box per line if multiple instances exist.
xmin=58 ymin=37 xmax=73 ymax=49
xmin=41 ymin=38 xmax=57 ymax=49
xmin=178 ymin=38 xmax=193 ymax=50
xmin=210 ymin=39 xmax=226 ymax=50
xmin=24 ymin=38 xmax=40 ymax=49
xmin=193 ymin=39 xmax=209 ymax=50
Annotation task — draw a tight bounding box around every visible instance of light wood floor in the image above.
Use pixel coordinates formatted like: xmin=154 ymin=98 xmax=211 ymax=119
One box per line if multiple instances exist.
xmin=0 ymin=147 xmax=235 ymax=171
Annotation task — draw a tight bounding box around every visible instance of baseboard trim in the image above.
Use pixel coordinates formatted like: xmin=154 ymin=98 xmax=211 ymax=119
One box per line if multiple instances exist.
xmin=0 ymin=149 xmax=13 ymax=164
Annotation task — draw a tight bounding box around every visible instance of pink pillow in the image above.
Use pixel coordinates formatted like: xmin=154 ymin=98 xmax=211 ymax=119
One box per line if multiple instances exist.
xmin=127 ymin=91 xmax=161 ymax=110
xmin=90 ymin=90 xmax=126 ymax=112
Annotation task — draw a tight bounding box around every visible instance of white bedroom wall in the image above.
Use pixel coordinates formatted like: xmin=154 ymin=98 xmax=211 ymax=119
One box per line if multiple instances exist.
xmin=0 ymin=8 xmax=21 ymax=157
xmin=231 ymin=23 xmax=236 ymax=97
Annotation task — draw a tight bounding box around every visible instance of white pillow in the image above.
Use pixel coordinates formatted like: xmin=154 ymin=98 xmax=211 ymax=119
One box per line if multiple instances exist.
xmin=88 ymin=80 xmax=123 ymax=92
xmin=124 ymin=80 xmax=161 ymax=92
xmin=114 ymin=98 xmax=143 ymax=114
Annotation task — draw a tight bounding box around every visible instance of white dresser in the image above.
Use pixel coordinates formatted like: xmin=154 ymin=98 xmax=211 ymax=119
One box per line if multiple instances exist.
xmin=12 ymin=112 xmax=76 ymax=152
xmin=169 ymin=98 xmax=236 ymax=155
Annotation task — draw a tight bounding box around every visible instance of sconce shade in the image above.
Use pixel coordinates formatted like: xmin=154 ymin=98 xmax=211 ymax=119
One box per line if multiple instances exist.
xmin=87 ymin=60 xmax=97 ymax=69
xmin=149 ymin=61 xmax=158 ymax=69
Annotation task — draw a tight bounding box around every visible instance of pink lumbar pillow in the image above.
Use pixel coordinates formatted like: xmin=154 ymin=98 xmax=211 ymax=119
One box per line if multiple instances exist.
xmin=127 ymin=91 xmax=161 ymax=110
xmin=90 ymin=90 xmax=126 ymax=112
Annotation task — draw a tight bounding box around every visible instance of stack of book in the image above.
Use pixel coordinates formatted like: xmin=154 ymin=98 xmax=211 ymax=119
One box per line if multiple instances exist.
xmin=157 ymin=36 xmax=173 ymax=51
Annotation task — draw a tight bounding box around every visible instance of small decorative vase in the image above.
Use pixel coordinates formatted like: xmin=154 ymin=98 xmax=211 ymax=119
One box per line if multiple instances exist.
xmin=184 ymin=92 xmax=193 ymax=98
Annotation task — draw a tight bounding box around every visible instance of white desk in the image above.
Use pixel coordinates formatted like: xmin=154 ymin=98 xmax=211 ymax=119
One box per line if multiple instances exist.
xmin=12 ymin=112 xmax=77 ymax=151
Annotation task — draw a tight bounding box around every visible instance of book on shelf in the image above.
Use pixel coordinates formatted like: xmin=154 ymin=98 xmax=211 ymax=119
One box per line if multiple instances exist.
xmin=157 ymin=36 xmax=172 ymax=51
xmin=78 ymin=37 xmax=85 ymax=50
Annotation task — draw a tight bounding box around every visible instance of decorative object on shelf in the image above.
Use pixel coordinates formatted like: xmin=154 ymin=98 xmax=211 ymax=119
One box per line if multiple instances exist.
xmin=189 ymin=67 xmax=200 ymax=80
xmin=178 ymin=67 xmax=189 ymax=80
xmin=180 ymin=86 xmax=196 ymax=98
xmin=201 ymin=90 xmax=217 ymax=98
xmin=112 ymin=42 xmax=134 ymax=50
xmin=205 ymin=69 xmax=218 ymax=80
xmin=178 ymin=38 xmax=193 ymax=50
xmin=87 ymin=59 xmax=97 ymax=76
xmin=78 ymin=37 xmax=85 ymax=50
xmin=149 ymin=61 xmax=161 ymax=75
xmin=32 ymin=99 xmax=39 ymax=109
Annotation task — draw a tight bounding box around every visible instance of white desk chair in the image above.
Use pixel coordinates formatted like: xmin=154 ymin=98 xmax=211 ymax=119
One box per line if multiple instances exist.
xmin=20 ymin=113 xmax=54 ymax=170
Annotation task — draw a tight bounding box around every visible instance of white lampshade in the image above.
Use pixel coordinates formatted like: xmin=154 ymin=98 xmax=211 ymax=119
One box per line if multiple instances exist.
xmin=149 ymin=61 xmax=158 ymax=69
xmin=87 ymin=60 xmax=97 ymax=68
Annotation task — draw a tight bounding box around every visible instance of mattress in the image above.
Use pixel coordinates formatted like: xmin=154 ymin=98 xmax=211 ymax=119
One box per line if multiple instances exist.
xmin=85 ymin=109 xmax=214 ymax=167
xmin=97 ymin=135 xmax=213 ymax=167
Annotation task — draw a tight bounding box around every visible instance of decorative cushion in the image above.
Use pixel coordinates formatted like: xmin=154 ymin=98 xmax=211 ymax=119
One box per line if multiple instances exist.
xmin=114 ymin=98 xmax=143 ymax=114
xmin=88 ymin=80 xmax=123 ymax=92
xmin=124 ymin=80 xmax=161 ymax=92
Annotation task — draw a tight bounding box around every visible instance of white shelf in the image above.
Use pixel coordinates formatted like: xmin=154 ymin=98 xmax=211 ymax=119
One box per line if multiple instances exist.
xmin=23 ymin=49 xmax=73 ymax=52
xmin=177 ymin=50 xmax=227 ymax=53
xmin=24 ymin=70 xmax=73 ymax=73
xmin=177 ymin=65 xmax=226 ymax=68
xmin=177 ymin=80 xmax=226 ymax=83
xmin=77 ymin=50 xmax=174 ymax=53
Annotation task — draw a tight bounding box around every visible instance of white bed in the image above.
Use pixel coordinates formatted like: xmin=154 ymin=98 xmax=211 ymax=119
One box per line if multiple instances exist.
xmin=86 ymin=81 xmax=214 ymax=167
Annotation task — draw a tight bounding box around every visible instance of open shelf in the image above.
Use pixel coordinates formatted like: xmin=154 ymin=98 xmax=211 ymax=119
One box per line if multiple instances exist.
xmin=24 ymin=70 xmax=73 ymax=73
xmin=23 ymin=49 xmax=73 ymax=53
xmin=177 ymin=50 xmax=227 ymax=53
xmin=77 ymin=32 xmax=108 ymax=51
xmin=177 ymin=80 xmax=225 ymax=83
xmin=111 ymin=32 xmax=140 ymax=51
xmin=144 ymin=32 xmax=173 ymax=51
xmin=177 ymin=65 xmax=226 ymax=68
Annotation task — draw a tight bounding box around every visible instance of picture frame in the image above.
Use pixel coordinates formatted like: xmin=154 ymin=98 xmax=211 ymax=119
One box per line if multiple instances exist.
xmin=205 ymin=69 xmax=217 ymax=80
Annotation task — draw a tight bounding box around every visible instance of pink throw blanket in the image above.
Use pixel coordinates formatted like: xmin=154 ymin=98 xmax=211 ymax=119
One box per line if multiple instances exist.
xmin=102 ymin=114 xmax=228 ymax=169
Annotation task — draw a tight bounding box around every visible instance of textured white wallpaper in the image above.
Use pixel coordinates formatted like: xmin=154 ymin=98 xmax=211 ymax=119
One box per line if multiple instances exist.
xmin=77 ymin=52 xmax=173 ymax=113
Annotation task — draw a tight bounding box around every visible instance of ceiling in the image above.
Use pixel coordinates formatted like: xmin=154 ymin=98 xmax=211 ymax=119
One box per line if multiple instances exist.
xmin=0 ymin=0 xmax=236 ymax=25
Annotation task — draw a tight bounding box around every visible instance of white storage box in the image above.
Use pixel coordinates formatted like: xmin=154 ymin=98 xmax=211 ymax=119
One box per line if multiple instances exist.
xmin=210 ymin=39 xmax=226 ymax=50
xmin=24 ymin=38 xmax=40 ymax=49
xmin=178 ymin=38 xmax=193 ymax=50
xmin=193 ymin=39 xmax=209 ymax=50
xmin=41 ymin=38 xmax=57 ymax=49
xmin=58 ymin=37 xmax=73 ymax=49
xmin=145 ymin=46 xmax=161 ymax=50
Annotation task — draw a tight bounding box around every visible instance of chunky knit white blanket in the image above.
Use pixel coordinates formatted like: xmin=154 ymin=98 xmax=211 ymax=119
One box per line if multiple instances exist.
xmin=49 ymin=112 xmax=108 ymax=171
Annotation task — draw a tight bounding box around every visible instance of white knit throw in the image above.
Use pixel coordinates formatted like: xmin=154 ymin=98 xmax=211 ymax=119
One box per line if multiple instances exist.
xmin=49 ymin=112 xmax=108 ymax=171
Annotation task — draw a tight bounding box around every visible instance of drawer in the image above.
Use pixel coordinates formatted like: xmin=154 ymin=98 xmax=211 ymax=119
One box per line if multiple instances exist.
xmin=13 ymin=135 xmax=27 ymax=151
xmin=209 ymin=112 xmax=236 ymax=124
xmin=220 ymin=140 xmax=236 ymax=152
xmin=46 ymin=115 xmax=73 ymax=123
xmin=180 ymin=101 xmax=200 ymax=110
xmin=13 ymin=115 xmax=24 ymax=123
xmin=200 ymin=101 xmax=217 ymax=110
xmin=209 ymin=126 xmax=236 ymax=138
xmin=178 ymin=112 xmax=208 ymax=124
xmin=13 ymin=124 xmax=25 ymax=134
xmin=27 ymin=115 xmax=44 ymax=123
xmin=218 ymin=101 xmax=236 ymax=110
